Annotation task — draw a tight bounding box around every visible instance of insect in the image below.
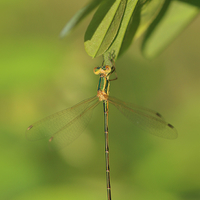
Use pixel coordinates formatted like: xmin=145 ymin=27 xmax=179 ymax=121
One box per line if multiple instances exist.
xmin=26 ymin=55 xmax=177 ymax=200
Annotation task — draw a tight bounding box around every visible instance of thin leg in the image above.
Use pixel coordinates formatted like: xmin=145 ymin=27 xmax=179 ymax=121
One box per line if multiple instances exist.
xmin=103 ymin=100 xmax=111 ymax=200
xmin=108 ymin=55 xmax=118 ymax=81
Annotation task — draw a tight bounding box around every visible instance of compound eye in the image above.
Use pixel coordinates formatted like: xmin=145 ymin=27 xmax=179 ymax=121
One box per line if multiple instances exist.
xmin=93 ymin=67 xmax=101 ymax=75
xmin=105 ymin=65 xmax=111 ymax=73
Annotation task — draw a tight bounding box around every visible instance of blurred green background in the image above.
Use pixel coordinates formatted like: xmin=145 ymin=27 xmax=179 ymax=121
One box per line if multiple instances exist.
xmin=1 ymin=1 xmax=200 ymax=200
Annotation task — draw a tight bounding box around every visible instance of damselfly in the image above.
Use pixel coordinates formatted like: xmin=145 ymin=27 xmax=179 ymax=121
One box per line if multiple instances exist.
xmin=26 ymin=56 xmax=177 ymax=200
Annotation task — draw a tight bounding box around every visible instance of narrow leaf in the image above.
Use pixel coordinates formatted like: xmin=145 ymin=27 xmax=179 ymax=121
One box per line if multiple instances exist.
xmin=60 ymin=0 xmax=103 ymax=38
xmin=104 ymin=0 xmax=139 ymax=60
xmin=142 ymin=0 xmax=200 ymax=58
xmin=84 ymin=0 xmax=127 ymax=58
xmin=179 ymin=0 xmax=200 ymax=7
xmin=135 ymin=0 xmax=166 ymax=39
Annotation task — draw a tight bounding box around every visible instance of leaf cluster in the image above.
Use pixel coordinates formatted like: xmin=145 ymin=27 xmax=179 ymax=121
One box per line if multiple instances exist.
xmin=61 ymin=0 xmax=200 ymax=60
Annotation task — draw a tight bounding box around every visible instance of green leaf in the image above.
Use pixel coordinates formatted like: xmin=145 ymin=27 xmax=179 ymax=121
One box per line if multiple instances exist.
xmin=179 ymin=0 xmax=200 ymax=7
xmin=115 ymin=0 xmax=140 ymax=58
xmin=142 ymin=0 xmax=200 ymax=59
xmin=117 ymin=0 xmax=165 ymax=58
xmin=84 ymin=0 xmax=127 ymax=58
xmin=60 ymin=0 xmax=103 ymax=38
xmin=135 ymin=0 xmax=166 ymax=39
xmin=102 ymin=0 xmax=165 ymax=60
xmin=104 ymin=0 xmax=139 ymax=60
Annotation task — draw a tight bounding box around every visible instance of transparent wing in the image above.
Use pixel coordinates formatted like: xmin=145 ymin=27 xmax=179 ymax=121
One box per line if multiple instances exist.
xmin=26 ymin=96 xmax=100 ymax=148
xmin=108 ymin=96 xmax=178 ymax=139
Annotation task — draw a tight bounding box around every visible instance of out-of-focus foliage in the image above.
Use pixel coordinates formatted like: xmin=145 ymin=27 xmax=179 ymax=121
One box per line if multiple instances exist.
xmin=1 ymin=1 xmax=200 ymax=200
xmin=61 ymin=0 xmax=200 ymax=59
xmin=141 ymin=0 xmax=200 ymax=58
